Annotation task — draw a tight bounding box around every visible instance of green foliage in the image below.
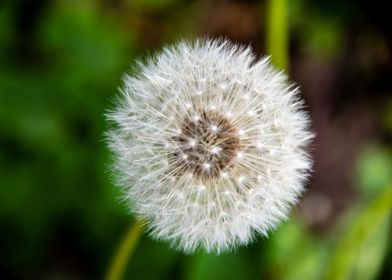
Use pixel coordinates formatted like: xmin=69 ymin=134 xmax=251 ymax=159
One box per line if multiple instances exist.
xmin=356 ymin=145 xmax=392 ymax=198
xmin=0 ymin=0 xmax=132 ymax=278
xmin=264 ymin=220 xmax=329 ymax=280
xmin=0 ymin=3 xmax=12 ymax=49
xmin=130 ymin=0 xmax=181 ymax=10
xmin=326 ymin=186 xmax=392 ymax=280
xmin=185 ymin=250 xmax=257 ymax=280
xmin=291 ymin=0 xmax=343 ymax=59
xmin=1 ymin=0 xmax=392 ymax=279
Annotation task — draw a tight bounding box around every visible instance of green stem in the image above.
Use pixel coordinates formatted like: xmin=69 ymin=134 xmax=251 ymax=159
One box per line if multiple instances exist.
xmin=266 ymin=0 xmax=289 ymax=70
xmin=105 ymin=220 xmax=143 ymax=280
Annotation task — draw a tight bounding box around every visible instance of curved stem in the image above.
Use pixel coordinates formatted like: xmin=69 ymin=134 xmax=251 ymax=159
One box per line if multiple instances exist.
xmin=105 ymin=220 xmax=143 ymax=280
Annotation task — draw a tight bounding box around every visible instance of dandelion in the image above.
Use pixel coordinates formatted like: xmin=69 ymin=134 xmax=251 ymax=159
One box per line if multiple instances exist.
xmin=106 ymin=39 xmax=313 ymax=253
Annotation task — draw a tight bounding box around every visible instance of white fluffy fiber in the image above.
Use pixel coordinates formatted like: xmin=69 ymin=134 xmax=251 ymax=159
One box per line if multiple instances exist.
xmin=107 ymin=38 xmax=313 ymax=253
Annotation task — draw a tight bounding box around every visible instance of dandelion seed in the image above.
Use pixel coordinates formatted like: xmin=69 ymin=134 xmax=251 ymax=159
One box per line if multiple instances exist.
xmin=203 ymin=162 xmax=211 ymax=170
xmin=210 ymin=125 xmax=218 ymax=132
xmin=106 ymin=38 xmax=313 ymax=254
xmin=188 ymin=139 xmax=196 ymax=147
xmin=211 ymin=146 xmax=220 ymax=154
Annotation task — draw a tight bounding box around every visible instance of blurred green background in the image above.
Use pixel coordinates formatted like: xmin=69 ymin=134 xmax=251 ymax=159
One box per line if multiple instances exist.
xmin=1 ymin=0 xmax=392 ymax=279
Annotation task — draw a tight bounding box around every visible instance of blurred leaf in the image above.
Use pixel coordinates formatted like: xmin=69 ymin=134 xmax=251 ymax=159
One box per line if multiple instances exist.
xmin=130 ymin=0 xmax=181 ymax=10
xmin=38 ymin=0 xmax=130 ymax=83
xmin=125 ymin=236 xmax=180 ymax=280
xmin=305 ymin=17 xmax=343 ymax=58
xmin=355 ymin=144 xmax=392 ymax=198
xmin=185 ymin=250 xmax=256 ymax=280
xmin=352 ymin=219 xmax=390 ymax=280
xmin=291 ymin=0 xmax=343 ymax=59
xmin=264 ymin=220 xmax=328 ymax=280
xmin=326 ymin=186 xmax=392 ymax=280
xmin=0 ymin=0 xmax=133 ymax=277
xmin=0 ymin=2 xmax=13 ymax=49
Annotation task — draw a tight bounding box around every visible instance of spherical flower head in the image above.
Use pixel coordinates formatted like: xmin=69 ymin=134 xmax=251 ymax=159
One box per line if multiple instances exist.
xmin=106 ymin=38 xmax=313 ymax=254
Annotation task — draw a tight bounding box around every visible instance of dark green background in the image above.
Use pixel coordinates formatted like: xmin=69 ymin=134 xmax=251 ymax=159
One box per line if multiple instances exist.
xmin=1 ymin=0 xmax=392 ymax=279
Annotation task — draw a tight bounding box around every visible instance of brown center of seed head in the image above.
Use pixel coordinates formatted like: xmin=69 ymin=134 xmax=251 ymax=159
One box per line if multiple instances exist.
xmin=170 ymin=110 xmax=240 ymax=180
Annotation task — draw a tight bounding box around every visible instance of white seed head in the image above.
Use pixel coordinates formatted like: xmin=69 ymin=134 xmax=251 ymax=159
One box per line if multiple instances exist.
xmin=106 ymin=38 xmax=313 ymax=254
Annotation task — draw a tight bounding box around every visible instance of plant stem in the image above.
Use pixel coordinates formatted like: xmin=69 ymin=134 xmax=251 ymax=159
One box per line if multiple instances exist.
xmin=266 ymin=0 xmax=289 ymax=70
xmin=105 ymin=220 xmax=143 ymax=280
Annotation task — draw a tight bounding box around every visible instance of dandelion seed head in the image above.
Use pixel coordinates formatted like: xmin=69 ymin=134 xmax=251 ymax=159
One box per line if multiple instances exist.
xmin=106 ymin=38 xmax=313 ymax=254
